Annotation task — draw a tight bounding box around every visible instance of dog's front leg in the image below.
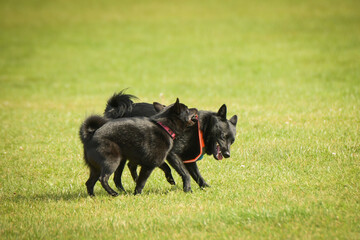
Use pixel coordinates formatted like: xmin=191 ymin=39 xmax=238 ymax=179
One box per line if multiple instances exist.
xmin=166 ymin=153 xmax=192 ymax=192
xmin=159 ymin=162 xmax=176 ymax=185
xmin=185 ymin=162 xmax=210 ymax=188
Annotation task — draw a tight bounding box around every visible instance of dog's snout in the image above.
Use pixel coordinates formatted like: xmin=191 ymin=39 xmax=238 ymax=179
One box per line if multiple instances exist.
xmin=223 ymin=150 xmax=230 ymax=158
xmin=189 ymin=108 xmax=198 ymax=115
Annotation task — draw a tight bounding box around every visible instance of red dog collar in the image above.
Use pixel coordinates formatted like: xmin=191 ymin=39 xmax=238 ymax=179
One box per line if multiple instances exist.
xmin=156 ymin=121 xmax=176 ymax=139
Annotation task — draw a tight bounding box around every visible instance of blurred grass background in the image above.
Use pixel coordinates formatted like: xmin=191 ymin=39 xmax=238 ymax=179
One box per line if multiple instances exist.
xmin=0 ymin=0 xmax=359 ymax=239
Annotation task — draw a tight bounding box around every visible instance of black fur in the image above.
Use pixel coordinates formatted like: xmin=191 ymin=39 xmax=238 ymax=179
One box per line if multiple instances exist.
xmin=80 ymin=99 xmax=197 ymax=196
xmin=105 ymin=91 xmax=238 ymax=192
xmin=79 ymin=115 xmax=108 ymax=144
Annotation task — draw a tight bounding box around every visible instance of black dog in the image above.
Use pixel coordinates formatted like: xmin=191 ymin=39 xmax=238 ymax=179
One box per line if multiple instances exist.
xmin=79 ymin=98 xmax=197 ymax=196
xmin=104 ymin=90 xmax=238 ymax=192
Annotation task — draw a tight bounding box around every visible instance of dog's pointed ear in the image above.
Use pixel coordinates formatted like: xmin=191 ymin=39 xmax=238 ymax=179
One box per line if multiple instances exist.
xmin=217 ymin=104 xmax=227 ymax=120
xmin=153 ymin=102 xmax=165 ymax=112
xmin=230 ymin=115 xmax=238 ymax=126
xmin=173 ymin=98 xmax=181 ymax=114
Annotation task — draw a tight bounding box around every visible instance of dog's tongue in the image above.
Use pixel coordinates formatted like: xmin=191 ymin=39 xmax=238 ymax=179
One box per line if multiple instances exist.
xmin=216 ymin=145 xmax=223 ymax=160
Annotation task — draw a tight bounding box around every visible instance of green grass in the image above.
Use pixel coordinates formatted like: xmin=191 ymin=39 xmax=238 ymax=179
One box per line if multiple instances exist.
xmin=1 ymin=0 xmax=359 ymax=239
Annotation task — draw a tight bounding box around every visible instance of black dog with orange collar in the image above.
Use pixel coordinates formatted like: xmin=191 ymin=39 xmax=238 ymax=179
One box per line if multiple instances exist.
xmin=105 ymin=90 xmax=237 ymax=192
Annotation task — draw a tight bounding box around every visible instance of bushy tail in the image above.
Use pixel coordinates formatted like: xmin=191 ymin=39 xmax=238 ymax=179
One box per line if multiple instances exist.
xmin=104 ymin=89 xmax=138 ymax=119
xmin=79 ymin=115 xmax=108 ymax=144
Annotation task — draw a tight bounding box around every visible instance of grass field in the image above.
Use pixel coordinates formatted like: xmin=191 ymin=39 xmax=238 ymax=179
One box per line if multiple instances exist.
xmin=1 ymin=0 xmax=359 ymax=239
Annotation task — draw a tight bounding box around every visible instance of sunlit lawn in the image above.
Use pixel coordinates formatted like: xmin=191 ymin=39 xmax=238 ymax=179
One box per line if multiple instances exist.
xmin=0 ymin=0 xmax=359 ymax=239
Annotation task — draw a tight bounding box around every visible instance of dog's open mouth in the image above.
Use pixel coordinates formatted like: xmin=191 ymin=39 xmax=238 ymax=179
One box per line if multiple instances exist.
xmin=214 ymin=144 xmax=223 ymax=160
xmin=191 ymin=115 xmax=198 ymax=122
xmin=187 ymin=117 xmax=196 ymax=126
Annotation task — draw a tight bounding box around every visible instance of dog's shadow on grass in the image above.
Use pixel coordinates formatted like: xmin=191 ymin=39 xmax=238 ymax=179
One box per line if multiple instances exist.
xmin=5 ymin=186 xmax=182 ymax=203
xmin=6 ymin=191 xmax=89 ymax=203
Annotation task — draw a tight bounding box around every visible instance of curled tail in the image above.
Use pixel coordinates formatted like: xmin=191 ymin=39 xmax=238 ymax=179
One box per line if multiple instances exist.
xmin=79 ymin=115 xmax=108 ymax=144
xmin=104 ymin=89 xmax=138 ymax=119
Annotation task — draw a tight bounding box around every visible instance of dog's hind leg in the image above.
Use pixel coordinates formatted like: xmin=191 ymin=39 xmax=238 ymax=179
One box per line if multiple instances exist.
xmin=185 ymin=162 xmax=210 ymax=188
xmin=98 ymin=141 xmax=121 ymax=196
xmin=100 ymin=167 xmax=119 ymax=197
xmin=134 ymin=166 xmax=155 ymax=195
xmin=159 ymin=162 xmax=176 ymax=185
xmin=114 ymin=160 xmax=126 ymax=192
xmin=86 ymin=166 xmax=100 ymax=197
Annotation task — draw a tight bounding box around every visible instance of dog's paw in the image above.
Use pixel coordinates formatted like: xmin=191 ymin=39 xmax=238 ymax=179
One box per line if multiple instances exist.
xmin=111 ymin=192 xmax=119 ymax=197
xmin=200 ymin=182 xmax=211 ymax=188
xmin=183 ymin=187 xmax=192 ymax=193
xmin=115 ymin=185 xmax=126 ymax=192
xmin=167 ymin=177 xmax=176 ymax=185
xmin=134 ymin=188 xmax=143 ymax=195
